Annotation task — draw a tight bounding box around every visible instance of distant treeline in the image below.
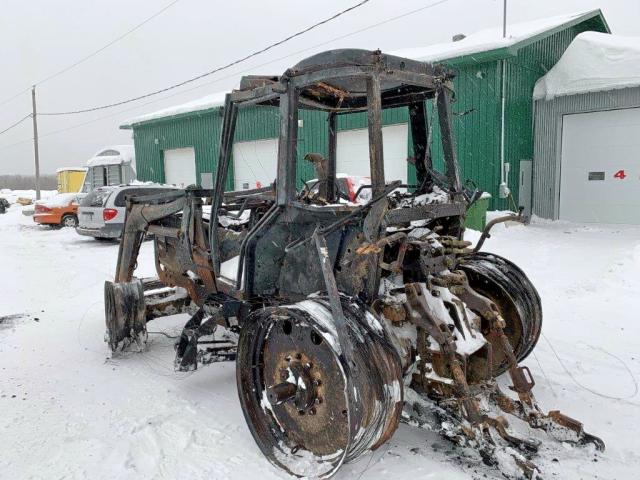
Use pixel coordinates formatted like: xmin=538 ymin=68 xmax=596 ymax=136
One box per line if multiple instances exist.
xmin=0 ymin=174 xmax=57 ymax=190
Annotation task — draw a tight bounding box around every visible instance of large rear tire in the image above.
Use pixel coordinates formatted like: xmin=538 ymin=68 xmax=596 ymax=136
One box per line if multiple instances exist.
xmin=459 ymin=252 xmax=542 ymax=374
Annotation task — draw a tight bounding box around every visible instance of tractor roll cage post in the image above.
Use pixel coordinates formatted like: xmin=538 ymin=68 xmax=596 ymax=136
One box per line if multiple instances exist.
xmin=436 ymin=86 xmax=462 ymax=195
xmin=409 ymin=100 xmax=431 ymax=191
xmin=366 ymin=73 xmax=385 ymax=197
xmin=276 ymin=76 xmax=299 ymax=206
xmin=327 ymin=112 xmax=337 ymax=202
xmin=207 ymin=49 xmax=462 ymax=287
xmin=210 ymin=93 xmax=237 ymax=276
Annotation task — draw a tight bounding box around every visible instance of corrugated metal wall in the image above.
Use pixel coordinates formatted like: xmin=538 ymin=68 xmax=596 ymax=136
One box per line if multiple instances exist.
xmin=132 ymin=105 xmax=410 ymax=190
xmin=132 ymin=110 xmax=225 ymax=186
xmin=533 ymin=86 xmax=640 ymax=219
xmin=500 ymin=18 xmax=607 ymax=211
xmin=423 ymin=62 xmax=502 ymax=204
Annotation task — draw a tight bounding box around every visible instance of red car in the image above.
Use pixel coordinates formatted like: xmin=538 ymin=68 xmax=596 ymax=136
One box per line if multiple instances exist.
xmin=305 ymin=174 xmax=372 ymax=204
xmin=33 ymin=193 xmax=82 ymax=228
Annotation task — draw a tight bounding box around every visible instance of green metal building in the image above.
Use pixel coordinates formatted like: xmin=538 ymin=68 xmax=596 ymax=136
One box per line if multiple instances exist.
xmin=121 ymin=10 xmax=609 ymax=211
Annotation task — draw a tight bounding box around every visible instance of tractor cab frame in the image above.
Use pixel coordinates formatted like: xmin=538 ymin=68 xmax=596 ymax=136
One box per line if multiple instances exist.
xmin=209 ymin=49 xmax=465 ymax=302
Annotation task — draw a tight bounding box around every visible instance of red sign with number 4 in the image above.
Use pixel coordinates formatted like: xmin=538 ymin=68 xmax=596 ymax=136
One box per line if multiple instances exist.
xmin=614 ymin=169 xmax=627 ymax=180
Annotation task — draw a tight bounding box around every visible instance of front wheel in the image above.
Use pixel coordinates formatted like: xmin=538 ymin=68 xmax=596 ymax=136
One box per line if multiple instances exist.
xmin=61 ymin=214 xmax=78 ymax=228
xmin=236 ymin=297 xmax=403 ymax=478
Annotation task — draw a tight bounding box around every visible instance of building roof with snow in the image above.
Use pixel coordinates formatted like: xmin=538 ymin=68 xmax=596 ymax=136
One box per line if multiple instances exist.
xmin=121 ymin=91 xmax=228 ymax=128
xmin=533 ymin=32 xmax=640 ymax=101
xmin=121 ymin=10 xmax=608 ymax=129
xmin=394 ymin=9 xmax=609 ymax=66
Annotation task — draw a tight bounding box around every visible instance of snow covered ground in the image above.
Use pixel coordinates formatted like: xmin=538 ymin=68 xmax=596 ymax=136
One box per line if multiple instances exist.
xmin=1 ymin=203 xmax=639 ymax=480
xmin=0 ymin=189 xmax=57 ymax=204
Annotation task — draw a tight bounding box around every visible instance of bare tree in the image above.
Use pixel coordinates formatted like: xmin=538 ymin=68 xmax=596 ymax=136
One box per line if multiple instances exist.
xmin=0 ymin=175 xmax=57 ymax=190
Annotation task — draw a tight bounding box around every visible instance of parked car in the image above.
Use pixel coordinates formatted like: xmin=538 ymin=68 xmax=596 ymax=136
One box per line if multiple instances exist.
xmin=33 ymin=193 xmax=81 ymax=227
xmin=76 ymin=184 xmax=176 ymax=239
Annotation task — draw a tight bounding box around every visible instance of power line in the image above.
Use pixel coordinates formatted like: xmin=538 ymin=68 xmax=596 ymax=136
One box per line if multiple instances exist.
xmin=0 ymin=0 xmax=451 ymax=151
xmin=220 ymin=0 xmax=452 ymax=84
xmin=107 ymin=0 xmax=452 ymax=124
xmin=0 ymin=88 xmax=31 ymax=109
xmin=0 ymin=0 xmax=183 ymax=107
xmin=43 ymin=0 xmax=449 ymax=120
xmin=125 ymin=0 xmax=452 ymax=119
xmin=37 ymin=0 xmax=183 ymax=87
xmin=39 ymin=0 xmax=372 ymax=116
xmin=0 ymin=114 xmax=32 ymax=136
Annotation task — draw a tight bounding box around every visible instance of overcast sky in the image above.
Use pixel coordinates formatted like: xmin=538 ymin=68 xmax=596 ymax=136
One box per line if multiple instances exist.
xmin=0 ymin=0 xmax=638 ymax=175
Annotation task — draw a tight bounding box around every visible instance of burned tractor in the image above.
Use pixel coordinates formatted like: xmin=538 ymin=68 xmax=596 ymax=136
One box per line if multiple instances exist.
xmin=105 ymin=49 xmax=603 ymax=478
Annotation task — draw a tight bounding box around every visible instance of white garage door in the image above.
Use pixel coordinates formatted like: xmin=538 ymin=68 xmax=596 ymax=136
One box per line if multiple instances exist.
xmin=163 ymin=147 xmax=196 ymax=188
xmin=337 ymin=124 xmax=408 ymax=183
xmin=233 ymin=139 xmax=278 ymax=190
xmin=560 ymin=108 xmax=640 ymax=224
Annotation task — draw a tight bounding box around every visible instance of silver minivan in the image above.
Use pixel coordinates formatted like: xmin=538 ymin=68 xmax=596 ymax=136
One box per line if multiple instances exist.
xmin=76 ymin=185 xmax=176 ymax=239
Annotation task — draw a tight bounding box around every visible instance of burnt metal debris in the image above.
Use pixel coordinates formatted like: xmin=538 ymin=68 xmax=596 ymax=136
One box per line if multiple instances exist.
xmin=104 ymin=49 xmax=603 ymax=478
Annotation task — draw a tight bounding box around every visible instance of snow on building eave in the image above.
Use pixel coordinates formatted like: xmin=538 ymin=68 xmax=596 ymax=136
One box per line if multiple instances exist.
xmin=534 ymin=32 xmax=640 ymax=101
xmin=120 ymin=90 xmax=228 ymax=129
xmin=393 ymin=9 xmax=607 ymax=65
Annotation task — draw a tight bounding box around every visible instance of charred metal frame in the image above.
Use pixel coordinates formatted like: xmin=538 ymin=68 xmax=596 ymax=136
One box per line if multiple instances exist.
xmin=104 ymin=49 xmax=605 ymax=480
xmin=110 ymin=49 xmax=468 ymax=344
xmin=209 ymin=50 xmax=462 ymax=297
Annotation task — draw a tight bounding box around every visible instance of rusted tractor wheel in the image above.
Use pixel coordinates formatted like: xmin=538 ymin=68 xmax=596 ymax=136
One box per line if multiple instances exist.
xmin=459 ymin=252 xmax=542 ymax=375
xmin=236 ymin=297 xmax=403 ymax=478
xmin=104 ymin=278 xmax=147 ymax=353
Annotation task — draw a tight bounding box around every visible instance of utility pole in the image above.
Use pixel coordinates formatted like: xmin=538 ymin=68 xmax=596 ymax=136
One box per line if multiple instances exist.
xmin=31 ymin=86 xmax=41 ymax=200
xmin=498 ymin=0 xmax=510 ymax=199
xmin=503 ymin=0 xmax=507 ymax=38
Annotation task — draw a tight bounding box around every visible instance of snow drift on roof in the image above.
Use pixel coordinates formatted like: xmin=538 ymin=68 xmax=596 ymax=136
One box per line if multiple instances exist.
xmin=393 ymin=10 xmax=597 ymax=63
xmin=534 ymin=32 xmax=640 ymax=100
xmin=121 ymin=91 xmax=228 ymax=127
xmin=86 ymin=145 xmax=135 ymax=167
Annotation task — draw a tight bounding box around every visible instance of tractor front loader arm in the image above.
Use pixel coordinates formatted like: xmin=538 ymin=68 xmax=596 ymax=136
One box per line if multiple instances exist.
xmin=115 ymin=192 xmax=186 ymax=283
xmin=105 ymin=191 xmax=189 ymax=353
